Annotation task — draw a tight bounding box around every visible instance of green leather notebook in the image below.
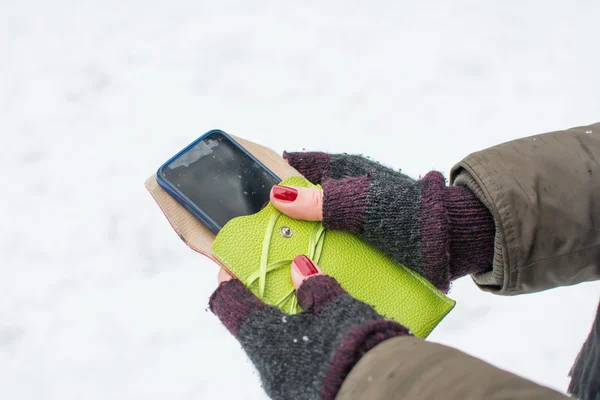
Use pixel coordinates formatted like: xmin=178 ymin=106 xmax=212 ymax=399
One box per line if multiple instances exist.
xmin=212 ymin=176 xmax=455 ymax=338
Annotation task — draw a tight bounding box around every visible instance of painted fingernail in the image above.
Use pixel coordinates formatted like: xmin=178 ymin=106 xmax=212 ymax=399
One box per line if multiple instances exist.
xmin=272 ymin=185 xmax=298 ymax=202
xmin=293 ymin=255 xmax=318 ymax=277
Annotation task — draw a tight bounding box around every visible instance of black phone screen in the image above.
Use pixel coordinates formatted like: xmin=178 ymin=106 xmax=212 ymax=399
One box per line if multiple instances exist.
xmin=160 ymin=132 xmax=280 ymax=230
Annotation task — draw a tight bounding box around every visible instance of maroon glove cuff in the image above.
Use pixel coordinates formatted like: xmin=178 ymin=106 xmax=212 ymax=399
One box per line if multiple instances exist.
xmin=444 ymin=184 xmax=495 ymax=281
xmin=208 ymin=279 xmax=268 ymax=336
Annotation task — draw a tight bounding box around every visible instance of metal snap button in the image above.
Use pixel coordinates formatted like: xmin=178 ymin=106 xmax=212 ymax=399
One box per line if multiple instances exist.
xmin=280 ymin=226 xmax=293 ymax=238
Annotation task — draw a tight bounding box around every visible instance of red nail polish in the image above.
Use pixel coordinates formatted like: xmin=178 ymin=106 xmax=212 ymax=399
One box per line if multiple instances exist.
xmin=272 ymin=185 xmax=298 ymax=202
xmin=294 ymin=255 xmax=318 ymax=277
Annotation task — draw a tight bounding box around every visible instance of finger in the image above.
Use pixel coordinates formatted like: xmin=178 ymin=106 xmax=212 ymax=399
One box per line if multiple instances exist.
xmin=218 ymin=267 xmax=234 ymax=284
xmin=283 ymin=151 xmax=331 ymax=184
xmin=209 ymin=279 xmax=269 ymax=337
xmin=291 ymin=255 xmax=347 ymax=313
xmin=290 ymin=254 xmax=324 ymax=289
xmin=270 ymin=185 xmax=323 ymax=221
xmin=270 ymin=177 xmax=370 ymax=231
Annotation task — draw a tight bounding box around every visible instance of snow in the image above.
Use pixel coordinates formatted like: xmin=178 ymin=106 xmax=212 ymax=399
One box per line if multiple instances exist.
xmin=1 ymin=1 xmax=599 ymax=399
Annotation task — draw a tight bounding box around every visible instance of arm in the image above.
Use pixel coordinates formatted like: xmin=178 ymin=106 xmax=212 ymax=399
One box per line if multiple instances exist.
xmin=211 ymin=255 xmax=571 ymax=400
xmin=451 ymin=122 xmax=600 ymax=294
xmin=282 ymin=122 xmax=599 ymax=295
xmin=337 ymin=336 xmax=568 ymax=400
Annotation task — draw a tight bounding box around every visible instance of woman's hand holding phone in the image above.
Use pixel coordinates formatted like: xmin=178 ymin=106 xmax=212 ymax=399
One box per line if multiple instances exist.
xmin=219 ymin=151 xmax=496 ymax=293
xmin=154 ymin=133 xmax=493 ymax=398
xmin=211 ymin=254 xmax=410 ymax=400
xmin=211 ymin=151 xmax=496 ymax=398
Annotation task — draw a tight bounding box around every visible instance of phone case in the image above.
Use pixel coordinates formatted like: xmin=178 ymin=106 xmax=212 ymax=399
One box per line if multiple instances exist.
xmin=145 ymin=135 xmax=455 ymax=338
xmin=155 ymin=130 xmax=281 ymax=234
xmin=212 ymin=176 xmax=455 ymax=338
xmin=145 ymin=135 xmax=301 ymax=256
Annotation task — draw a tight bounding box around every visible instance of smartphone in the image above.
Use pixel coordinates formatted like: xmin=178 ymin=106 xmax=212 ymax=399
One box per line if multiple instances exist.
xmin=156 ymin=130 xmax=281 ymax=234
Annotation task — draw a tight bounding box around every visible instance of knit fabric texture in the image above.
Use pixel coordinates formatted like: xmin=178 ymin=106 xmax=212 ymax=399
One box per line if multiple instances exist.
xmin=284 ymin=152 xmax=495 ymax=292
xmin=209 ymin=276 xmax=410 ymax=400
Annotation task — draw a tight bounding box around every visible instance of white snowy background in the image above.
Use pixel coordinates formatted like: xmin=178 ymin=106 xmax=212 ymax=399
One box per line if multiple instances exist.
xmin=2 ymin=1 xmax=599 ymax=399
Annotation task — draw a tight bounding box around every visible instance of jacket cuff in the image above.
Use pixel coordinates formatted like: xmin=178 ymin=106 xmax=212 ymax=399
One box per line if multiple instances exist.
xmin=444 ymin=185 xmax=495 ymax=281
xmin=321 ymin=320 xmax=411 ymax=400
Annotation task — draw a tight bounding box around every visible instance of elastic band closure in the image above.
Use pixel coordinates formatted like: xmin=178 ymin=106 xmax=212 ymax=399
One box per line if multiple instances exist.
xmin=245 ymin=211 xmax=327 ymax=313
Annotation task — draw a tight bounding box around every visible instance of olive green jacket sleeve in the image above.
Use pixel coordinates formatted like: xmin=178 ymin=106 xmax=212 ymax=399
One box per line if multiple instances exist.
xmin=337 ymin=337 xmax=568 ymax=400
xmin=338 ymin=124 xmax=599 ymax=399
xmin=451 ymin=122 xmax=600 ymax=295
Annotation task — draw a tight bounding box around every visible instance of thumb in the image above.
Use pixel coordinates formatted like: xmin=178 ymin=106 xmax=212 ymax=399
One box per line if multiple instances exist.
xmin=290 ymin=254 xmax=325 ymax=290
xmin=291 ymin=255 xmax=347 ymax=313
xmin=270 ymin=185 xmax=323 ymax=221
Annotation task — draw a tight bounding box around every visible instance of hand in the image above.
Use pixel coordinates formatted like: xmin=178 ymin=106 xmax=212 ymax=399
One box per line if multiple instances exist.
xmin=211 ymin=255 xmax=410 ymax=400
xmin=268 ymin=152 xmax=495 ymax=292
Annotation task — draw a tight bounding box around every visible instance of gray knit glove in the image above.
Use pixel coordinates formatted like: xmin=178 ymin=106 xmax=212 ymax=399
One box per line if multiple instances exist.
xmin=209 ymin=266 xmax=410 ymax=400
xmin=284 ymin=152 xmax=495 ymax=292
